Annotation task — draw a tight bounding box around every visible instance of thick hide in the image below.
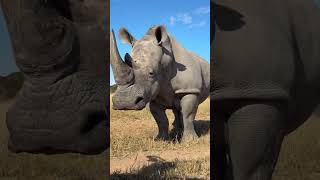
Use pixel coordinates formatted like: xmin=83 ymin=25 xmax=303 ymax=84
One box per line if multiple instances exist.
xmin=111 ymin=26 xmax=210 ymax=140
xmin=212 ymin=0 xmax=320 ymax=101
xmin=212 ymin=0 xmax=320 ymax=180
xmin=1 ymin=0 xmax=109 ymax=154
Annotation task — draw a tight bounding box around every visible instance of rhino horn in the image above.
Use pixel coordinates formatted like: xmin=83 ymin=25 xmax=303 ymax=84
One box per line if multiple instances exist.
xmin=110 ymin=30 xmax=134 ymax=85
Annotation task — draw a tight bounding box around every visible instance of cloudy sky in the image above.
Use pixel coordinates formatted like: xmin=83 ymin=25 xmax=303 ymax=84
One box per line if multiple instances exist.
xmin=110 ymin=0 xmax=210 ymax=85
xmin=0 ymin=6 xmax=18 ymax=76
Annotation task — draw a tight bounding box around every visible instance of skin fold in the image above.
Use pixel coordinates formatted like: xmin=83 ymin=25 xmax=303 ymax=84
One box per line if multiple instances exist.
xmin=0 ymin=0 xmax=109 ymax=154
xmin=212 ymin=0 xmax=320 ymax=179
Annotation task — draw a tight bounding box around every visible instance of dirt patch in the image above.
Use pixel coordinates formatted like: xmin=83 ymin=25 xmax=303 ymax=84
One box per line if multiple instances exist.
xmin=111 ymin=146 xmax=209 ymax=173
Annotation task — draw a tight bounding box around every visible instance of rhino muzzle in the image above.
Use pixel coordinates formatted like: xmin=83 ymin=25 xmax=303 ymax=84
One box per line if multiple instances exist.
xmin=112 ymin=85 xmax=146 ymax=110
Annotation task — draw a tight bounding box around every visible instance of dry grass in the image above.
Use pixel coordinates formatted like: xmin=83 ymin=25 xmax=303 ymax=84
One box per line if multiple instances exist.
xmin=111 ymin=157 xmax=210 ymax=180
xmin=274 ymin=113 xmax=320 ymax=180
xmin=2 ymin=93 xmax=319 ymax=179
xmin=110 ymin=96 xmax=210 ymax=179
xmin=0 ymin=98 xmax=108 ymax=180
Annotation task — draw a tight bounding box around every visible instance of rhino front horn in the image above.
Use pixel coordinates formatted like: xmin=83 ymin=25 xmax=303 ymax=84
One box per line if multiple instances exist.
xmin=110 ymin=30 xmax=134 ymax=85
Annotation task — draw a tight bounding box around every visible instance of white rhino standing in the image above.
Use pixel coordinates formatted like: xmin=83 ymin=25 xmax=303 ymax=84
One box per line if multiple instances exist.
xmin=110 ymin=25 xmax=210 ymax=140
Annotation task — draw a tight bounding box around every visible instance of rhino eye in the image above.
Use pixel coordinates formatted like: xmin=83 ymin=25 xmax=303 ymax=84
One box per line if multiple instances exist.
xmin=149 ymin=71 xmax=154 ymax=76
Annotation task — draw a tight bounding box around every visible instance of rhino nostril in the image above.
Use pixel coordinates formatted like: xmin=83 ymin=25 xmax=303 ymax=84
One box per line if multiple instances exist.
xmin=135 ymin=96 xmax=144 ymax=104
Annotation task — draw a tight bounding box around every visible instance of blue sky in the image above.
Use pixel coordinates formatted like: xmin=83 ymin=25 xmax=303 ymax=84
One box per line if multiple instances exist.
xmin=110 ymin=0 xmax=210 ymax=85
xmin=0 ymin=6 xmax=18 ymax=76
xmin=0 ymin=1 xmax=210 ymax=79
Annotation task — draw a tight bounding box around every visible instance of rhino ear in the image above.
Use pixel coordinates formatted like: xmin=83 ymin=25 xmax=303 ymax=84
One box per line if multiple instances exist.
xmin=154 ymin=25 xmax=169 ymax=46
xmin=154 ymin=26 xmax=172 ymax=53
xmin=119 ymin=28 xmax=136 ymax=46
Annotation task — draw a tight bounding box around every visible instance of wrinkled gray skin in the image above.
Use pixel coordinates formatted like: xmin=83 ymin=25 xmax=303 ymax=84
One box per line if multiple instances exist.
xmin=110 ymin=26 xmax=210 ymax=140
xmin=212 ymin=0 xmax=320 ymax=179
xmin=1 ymin=0 xmax=108 ymax=154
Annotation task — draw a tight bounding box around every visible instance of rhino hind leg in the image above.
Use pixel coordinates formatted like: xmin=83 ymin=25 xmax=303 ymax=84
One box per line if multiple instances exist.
xmin=180 ymin=94 xmax=199 ymax=141
xmin=149 ymin=101 xmax=169 ymax=140
xmin=225 ymin=101 xmax=286 ymax=180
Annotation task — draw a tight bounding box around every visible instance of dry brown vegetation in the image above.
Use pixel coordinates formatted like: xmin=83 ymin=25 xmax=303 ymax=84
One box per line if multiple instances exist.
xmin=0 ymin=93 xmax=319 ymax=179
xmin=110 ymin=96 xmax=210 ymax=179
xmin=274 ymin=112 xmax=320 ymax=180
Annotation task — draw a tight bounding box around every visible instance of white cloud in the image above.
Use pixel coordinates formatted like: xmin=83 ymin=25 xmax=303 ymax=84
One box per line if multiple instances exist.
xmin=169 ymin=16 xmax=176 ymax=25
xmin=169 ymin=6 xmax=209 ymax=26
xmin=177 ymin=13 xmax=193 ymax=24
xmin=188 ymin=20 xmax=207 ymax=28
xmin=193 ymin=6 xmax=210 ymax=15
xmin=169 ymin=13 xmax=192 ymax=26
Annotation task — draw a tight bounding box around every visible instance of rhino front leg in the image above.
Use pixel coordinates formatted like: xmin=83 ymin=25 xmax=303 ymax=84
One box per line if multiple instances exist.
xmin=169 ymin=108 xmax=183 ymax=140
xmin=226 ymin=101 xmax=286 ymax=180
xmin=149 ymin=101 xmax=169 ymax=140
xmin=180 ymin=94 xmax=199 ymax=140
xmin=172 ymin=108 xmax=183 ymax=129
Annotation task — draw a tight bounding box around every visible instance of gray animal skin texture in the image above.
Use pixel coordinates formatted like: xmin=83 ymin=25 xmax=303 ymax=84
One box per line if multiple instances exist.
xmin=110 ymin=26 xmax=210 ymax=141
xmin=0 ymin=0 xmax=108 ymax=154
xmin=212 ymin=0 xmax=320 ymax=179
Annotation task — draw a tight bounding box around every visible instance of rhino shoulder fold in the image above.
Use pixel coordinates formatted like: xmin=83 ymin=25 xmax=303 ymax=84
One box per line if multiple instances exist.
xmin=175 ymin=88 xmax=201 ymax=94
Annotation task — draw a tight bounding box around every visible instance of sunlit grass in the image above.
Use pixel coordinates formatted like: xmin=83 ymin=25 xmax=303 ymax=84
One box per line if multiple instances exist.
xmin=110 ymin=95 xmax=210 ymax=179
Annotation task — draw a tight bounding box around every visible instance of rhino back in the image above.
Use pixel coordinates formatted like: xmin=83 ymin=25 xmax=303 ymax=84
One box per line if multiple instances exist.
xmin=169 ymin=37 xmax=210 ymax=102
xmin=212 ymin=0 xmax=320 ymax=101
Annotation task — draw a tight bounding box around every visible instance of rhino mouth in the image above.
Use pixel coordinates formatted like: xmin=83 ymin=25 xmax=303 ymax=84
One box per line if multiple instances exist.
xmin=135 ymin=96 xmax=144 ymax=106
xmin=112 ymin=86 xmax=147 ymax=110
xmin=6 ymin=78 xmax=107 ymax=154
xmin=112 ymin=102 xmax=146 ymax=110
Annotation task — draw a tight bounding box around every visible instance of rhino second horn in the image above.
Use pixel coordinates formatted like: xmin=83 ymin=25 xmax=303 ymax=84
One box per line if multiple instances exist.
xmin=110 ymin=30 xmax=134 ymax=85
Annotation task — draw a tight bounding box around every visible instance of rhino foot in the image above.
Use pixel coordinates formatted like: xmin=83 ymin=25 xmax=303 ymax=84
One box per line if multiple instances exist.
xmin=182 ymin=131 xmax=199 ymax=142
xmin=169 ymin=127 xmax=183 ymax=141
xmin=153 ymin=132 xmax=169 ymax=141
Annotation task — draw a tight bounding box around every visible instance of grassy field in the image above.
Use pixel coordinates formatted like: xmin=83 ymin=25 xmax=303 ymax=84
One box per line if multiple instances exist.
xmin=0 ymin=98 xmax=108 ymax=180
xmin=110 ymin=96 xmax=210 ymax=179
xmin=110 ymin=93 xmax=320 ymax=180
xmin=0 ymin=93 xmax=319 ymax=179
xmin=274 ymin=112 xmax=320 ymax=180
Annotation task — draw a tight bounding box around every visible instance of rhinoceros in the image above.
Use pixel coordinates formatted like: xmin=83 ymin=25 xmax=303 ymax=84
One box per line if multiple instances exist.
xmin=110 ymin=26 xmax=210 ymax=140
xmin=212 ymin=0 xmax=320 ymax=179
xmin=0 ymin=0 xmax=108 ymax=154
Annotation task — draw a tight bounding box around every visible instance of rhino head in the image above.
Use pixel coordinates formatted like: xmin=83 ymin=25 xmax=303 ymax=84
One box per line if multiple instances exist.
xmin=111 ymin=26 xmax=173 ymax=110
xmin=1 ymin=0 xmax=108 ymax=154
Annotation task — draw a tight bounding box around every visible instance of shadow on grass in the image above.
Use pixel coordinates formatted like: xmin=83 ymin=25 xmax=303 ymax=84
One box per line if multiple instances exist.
xmin=110 ymin=155 xmax=205 ymax=180
xmin=168 ymin=119 xmax=210 ymax=142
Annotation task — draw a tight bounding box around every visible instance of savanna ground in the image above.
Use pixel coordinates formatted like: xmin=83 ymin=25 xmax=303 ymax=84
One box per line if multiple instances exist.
xmin=273 ymin=111 xmax=320 ymax=180
xmin=110 ymin=96 xmax=211 ymax=179
xmin=0 ymin=98 xmax=109 ymax=180
xmin=111 ymin=91 xmax=320 ymax=180
xmin=0 ymin=91 xmax=319 ymax=179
